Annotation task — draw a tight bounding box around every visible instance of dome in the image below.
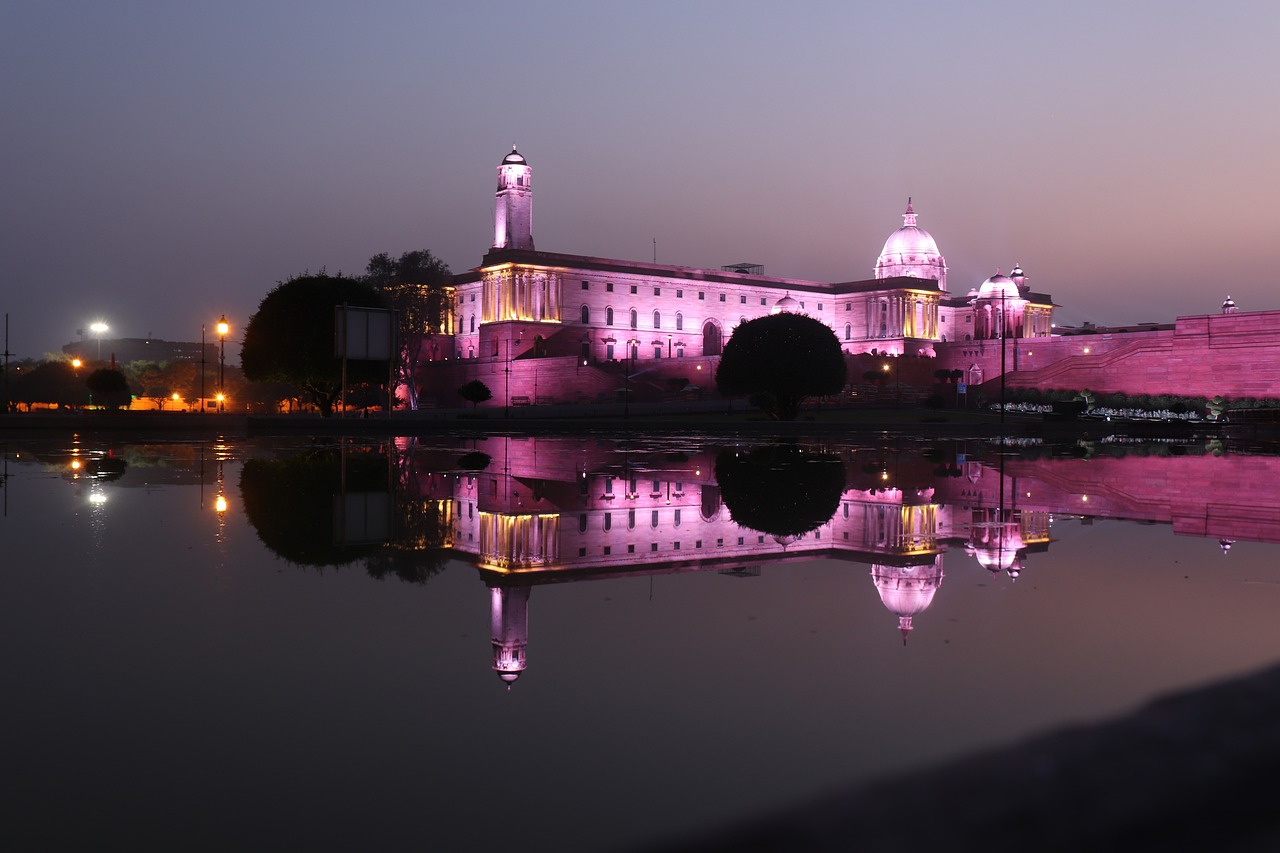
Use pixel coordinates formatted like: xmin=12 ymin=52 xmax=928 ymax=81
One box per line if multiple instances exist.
xmin=875 ymin=199 xmax=947 ymax=291
xmin=501 ymin=146 xmax=527 ymax=165
xmin=770 ymin=294 xmax=801 ymax=315
xmin=978 ymin=271 xmax=1020 ymax=300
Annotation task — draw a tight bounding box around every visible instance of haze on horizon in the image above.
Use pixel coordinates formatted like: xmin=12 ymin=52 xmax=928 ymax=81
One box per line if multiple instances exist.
xmin=4 ymin=0 xmax=1279 ymax=359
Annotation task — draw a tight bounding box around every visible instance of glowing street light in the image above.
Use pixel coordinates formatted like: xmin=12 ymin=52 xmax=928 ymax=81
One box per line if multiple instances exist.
xmin=89 ymin=321 xmax=108 ymax=361
xmin=216 ymin=314 xmax=229 ymax=412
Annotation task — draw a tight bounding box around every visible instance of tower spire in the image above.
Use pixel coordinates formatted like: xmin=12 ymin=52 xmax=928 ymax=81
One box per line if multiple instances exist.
xmin=902 ymin=197 xmax=917 ymax=228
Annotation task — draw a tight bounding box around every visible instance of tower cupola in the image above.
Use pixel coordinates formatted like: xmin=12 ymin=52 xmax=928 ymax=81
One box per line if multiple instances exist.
xmin=494 ymin=145 xmax=534 ymax=250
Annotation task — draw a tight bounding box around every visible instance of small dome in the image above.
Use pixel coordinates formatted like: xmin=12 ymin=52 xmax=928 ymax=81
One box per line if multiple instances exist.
xmin=978 ymin=271 xmax=1020 ymax=300
xmin=497 ymin=671 xmax=521 ymax=684
xmin=501 ymin=146 xmax=527 ymax=165
xmin=770 ymin=294 xmax=801 ymax=315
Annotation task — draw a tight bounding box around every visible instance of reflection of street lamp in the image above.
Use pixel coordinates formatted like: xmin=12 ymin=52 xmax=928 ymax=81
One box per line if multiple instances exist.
xmin=216 ymin=314 xmax=229 ymax=412
xmin=90 ymin=322 xmax=108 ymax=361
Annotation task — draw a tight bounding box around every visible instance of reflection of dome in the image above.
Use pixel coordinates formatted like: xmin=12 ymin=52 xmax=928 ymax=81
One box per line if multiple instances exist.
xmin=968 ymin=518 xmax=1024 ymax=573
xmin=501 ymin=146 xmax=527 ymax=165
xmin=498 ymin=671 xmax=520 ymax=684
xmin=978 ymin=270 xmax=1020 ymax=300
xmin=770 ymin=294 xmax=801 ymax=315
xmin=875 ymin=199 xmax=947 ymax=291
xmin=872 ymin=559 xmax=945 ymax=643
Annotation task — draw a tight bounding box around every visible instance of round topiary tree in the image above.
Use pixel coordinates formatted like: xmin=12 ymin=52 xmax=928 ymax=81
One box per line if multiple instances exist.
xmin=458 ymin=380 xmax=492 ymax=409
xmin=716 ymin=313 xmax=847 ymax=421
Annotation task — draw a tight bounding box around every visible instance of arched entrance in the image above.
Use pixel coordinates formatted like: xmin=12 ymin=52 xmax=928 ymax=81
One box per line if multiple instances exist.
xmin=702 ymin=321 xmax=723 ymax=356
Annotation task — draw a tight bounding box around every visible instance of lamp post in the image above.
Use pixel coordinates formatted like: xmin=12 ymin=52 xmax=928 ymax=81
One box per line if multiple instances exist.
xmin=200 ymin=324 xmax=206 ymax=411
xmin=216 ymin=314 xmax=229 ymax=412
xmin=90 ymin=321 xmax=108 ymax=362
xmin=1000 ymin=288 xmax=1007 ymax=429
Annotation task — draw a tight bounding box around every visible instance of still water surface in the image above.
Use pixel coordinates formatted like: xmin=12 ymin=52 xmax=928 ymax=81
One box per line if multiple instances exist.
xmin=2 ymin=433 xmax=1278 ymax=851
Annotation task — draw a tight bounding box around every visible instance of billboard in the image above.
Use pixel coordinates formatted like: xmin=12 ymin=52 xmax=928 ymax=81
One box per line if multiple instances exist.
xmin=335 ymin=305 xmax=394 ymax=361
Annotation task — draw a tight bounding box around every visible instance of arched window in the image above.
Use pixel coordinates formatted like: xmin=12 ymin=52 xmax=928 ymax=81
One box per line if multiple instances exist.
xmin=581 ymin=305 xmax=590 ymax=324
xmin=469 ymin=315 xmax=475 ymax=333
xmin=844 ymin=323 xmax=852 ymax=340
xmin=606 ymin=307 xmax=614 ymax=326
xmin=676 ymin=312 xmax=683 ymax=331
xmin=653 ymin=310 xmax=661 ymax=329
xmin=630 ymin=309 xmax=638 ymax=329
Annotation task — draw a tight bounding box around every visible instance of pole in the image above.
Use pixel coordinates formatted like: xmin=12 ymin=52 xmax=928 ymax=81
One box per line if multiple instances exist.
xmin=1000 ymin=289 xmax=1007 ymax=428
xmin=218 ymin=323 xmax=226 ymax=412
xmin=504 ymin=336 xmax=510 ymax=420
xmin=200 ymin=324 xmax=206 ymax=412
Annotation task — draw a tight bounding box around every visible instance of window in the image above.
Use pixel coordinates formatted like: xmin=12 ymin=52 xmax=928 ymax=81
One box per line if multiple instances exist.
xmin=844 ymin=324 xmax=851 ymax=340
xmin=606 ymin=343 xmax=614 ymax=360
xmin=740 ymin=295 xmax=747 ymax=304
xmin=470 ymin=294 xmax=476 ymax=302
xmin=606 ymin=307 xmax=614 ymax=326
xmin=630 ymin=309 xmax=638 ymax=329
xmin=654 ymin=346 xmax=662 ymax=359
xmin=579 ymin=514 xmax=587 ymax=532
xmin=719 ymin=294 xmax=726 ymax=302
xmin=846 ymin=302 xmax=852 ymax=311
xmin=676 ymin=289 xmax=683 ymax=298
xmin=517 ymin=175 xmax=524 ymax=186
xmin=651 ymin=543 xmax=658 ymax=552
xmin=469 ymin=315 xmax=475 ymax=332
xmin=628 ymin=509 xmax=635 ymax=529
xmin=604 ymin=513 xmax=612 ymax=530
xmin=761 ymin=298 xmax=767 ymax=306
xmin=698 ymin=292 xmax=705 ymax=300
xmin=651 ymin=510 xmax=659 ymax=527
xmin=604 ymin=546 xmax=611 ymax=555
xmin=581 ymin=281 xmax=589 ymax=290
xmin=653 ymin=311 xmax=661 ymax=329
xmin=631 ymin=285 xmax=637 ymax=294
xmin=606 ymin=282 xmax=614 ymax=292
xmin=581 ymin=305 xmax=590 ymax=324
xmin=654 ymin=287 xmax=661 ymax=296
xmin=676 ymin=312 xmax=683 ymax=331
xmin=817 ymin=303 xmax=823 ymax=310
xmin=628 ymin=544 xmax=635 ymax=553
xmin=674 ymin=510 xmax=681 ymax=527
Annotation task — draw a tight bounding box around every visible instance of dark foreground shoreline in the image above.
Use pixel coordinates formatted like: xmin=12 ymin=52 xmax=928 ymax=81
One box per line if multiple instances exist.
xmin=648 ymin=659 xmax=1280 ymax=852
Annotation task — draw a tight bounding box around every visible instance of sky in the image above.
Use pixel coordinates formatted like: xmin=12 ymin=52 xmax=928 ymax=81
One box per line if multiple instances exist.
xmin=5 ymin=0 xmax=1280 ymax=360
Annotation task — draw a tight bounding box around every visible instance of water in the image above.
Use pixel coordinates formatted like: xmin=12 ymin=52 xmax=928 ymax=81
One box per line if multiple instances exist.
xmin=2 ymin=433 xmax=1278 ymax=851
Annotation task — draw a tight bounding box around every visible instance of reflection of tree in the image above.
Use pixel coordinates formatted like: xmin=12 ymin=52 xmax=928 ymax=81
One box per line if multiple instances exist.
xmin=715 ymin=445 xmax=845 ymax=537
xmin=239 ymin=450 xmax=386 ymax=568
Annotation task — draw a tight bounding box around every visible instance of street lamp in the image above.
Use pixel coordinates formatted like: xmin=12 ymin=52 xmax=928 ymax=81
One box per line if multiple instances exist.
xmin=90 ymin=322 xmax=108 ymax=362
xmin=216 ymin=314 xmax=229 ymax=412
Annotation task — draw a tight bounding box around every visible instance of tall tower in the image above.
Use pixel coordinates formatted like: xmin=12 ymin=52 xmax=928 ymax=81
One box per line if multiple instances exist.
xmin=493 ymin=146 xmax=534 ymax=250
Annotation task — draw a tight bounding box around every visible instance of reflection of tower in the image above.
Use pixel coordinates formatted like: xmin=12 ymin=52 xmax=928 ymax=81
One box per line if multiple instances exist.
xmin=493 ymin=146 xmax=534 ymax=250
xmin=490 ymin=584 xmax=531 ymax=688
xmin=872 ymin=556 xmax=945 ymax=644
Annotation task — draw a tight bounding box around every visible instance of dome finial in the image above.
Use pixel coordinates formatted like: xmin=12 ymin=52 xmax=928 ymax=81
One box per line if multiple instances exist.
xmin=902 ymin=198 xmax=917 ymax=227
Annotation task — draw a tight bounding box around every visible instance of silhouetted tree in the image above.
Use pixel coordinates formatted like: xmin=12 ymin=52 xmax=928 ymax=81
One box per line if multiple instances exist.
xmin=85 ymin=367 xmax=131 ymax=409
xmin=458 ymin=380 xmax=492 ymax=409
xmin=365 ymin=249 xmax=452 ymax=410
xmin=12 ymin=360 xmax=83 ymax=410
xmin=716 ymin=313 xmax=846 ymax=421
xmin=241 ymin=273 xmax=388 ymax=417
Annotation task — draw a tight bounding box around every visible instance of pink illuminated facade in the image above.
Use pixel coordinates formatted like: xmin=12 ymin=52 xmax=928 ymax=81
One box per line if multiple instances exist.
xmin=407 ymin=148 xmax=1063 ymax=408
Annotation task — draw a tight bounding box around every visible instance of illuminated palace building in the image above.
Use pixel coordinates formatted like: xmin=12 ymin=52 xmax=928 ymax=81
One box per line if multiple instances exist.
xmin=415 ymin=147 xmax=1280 ymax=405
xmin=392 ymin=435 xmax=1280 ymax=687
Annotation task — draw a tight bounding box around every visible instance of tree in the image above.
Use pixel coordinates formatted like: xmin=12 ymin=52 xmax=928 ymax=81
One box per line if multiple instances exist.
xmin=716 ymin=313 xmax=847 ymax=421
xmin=458 ymin=380 xmax=492 ymax=409
xmin=241 ymin=273 xmax=389 ymax=417
xmin=85 ymin=367 xmax=131 ymax=409
xmin=12 ymin=360 xmax=83 ymax=410
xmin=364 ymin=249 xmax=452 ymax=411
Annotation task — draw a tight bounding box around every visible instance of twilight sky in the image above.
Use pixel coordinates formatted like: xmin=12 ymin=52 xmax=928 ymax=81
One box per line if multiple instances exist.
xmin=5 ymin=0 xmax=1279 ymax=359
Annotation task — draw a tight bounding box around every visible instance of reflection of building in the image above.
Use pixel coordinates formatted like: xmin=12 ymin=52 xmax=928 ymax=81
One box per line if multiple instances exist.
xmin=490 ymin=585 xmax=530 ymax=687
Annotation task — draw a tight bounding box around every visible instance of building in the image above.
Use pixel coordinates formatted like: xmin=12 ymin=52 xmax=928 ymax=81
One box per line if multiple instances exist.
xmin=410 ymin=147 xmax=1056 ymax=408
xmin=414 ymin=146 xmax=1280 ymax=408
